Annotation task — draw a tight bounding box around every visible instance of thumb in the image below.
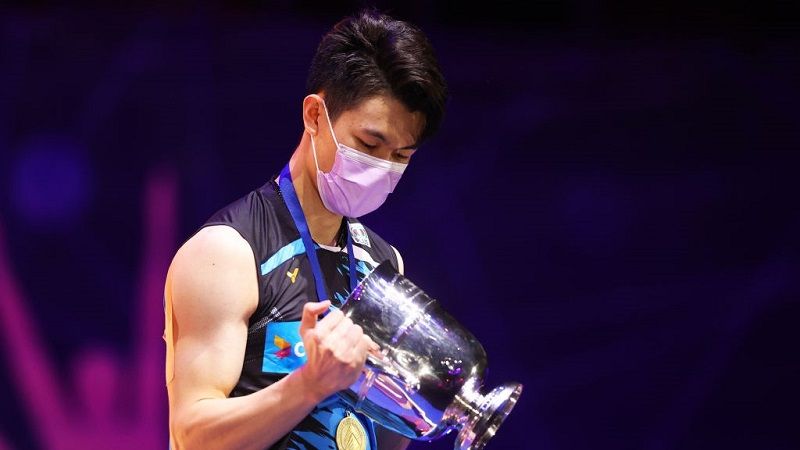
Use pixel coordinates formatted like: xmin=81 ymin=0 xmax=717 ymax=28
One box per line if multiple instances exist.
xmin=300 ymin=300 xmax=331 ymax=335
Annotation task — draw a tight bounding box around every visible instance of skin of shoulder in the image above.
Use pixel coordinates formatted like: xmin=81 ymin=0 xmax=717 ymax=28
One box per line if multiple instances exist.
xmin=168 ymin=225 xmax=258 ymax=329
xmin=166 ymin=225 xmax=259 ymax=411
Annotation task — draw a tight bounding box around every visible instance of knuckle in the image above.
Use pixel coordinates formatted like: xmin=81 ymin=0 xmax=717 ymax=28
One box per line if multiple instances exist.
xmin=318 ymin=339 xmax=332 ymax=353
xmin=348 ymin=328 xmax=362 ymax=342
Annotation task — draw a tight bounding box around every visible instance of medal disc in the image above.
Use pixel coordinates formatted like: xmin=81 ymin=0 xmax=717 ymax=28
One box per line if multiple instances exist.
xmin=336 ymin=414 xmax=367 ymax=450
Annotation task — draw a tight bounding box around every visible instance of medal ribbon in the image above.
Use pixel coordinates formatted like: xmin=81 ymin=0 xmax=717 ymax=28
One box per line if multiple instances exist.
xmin=279 ymin=164 xmax=358 ymax=303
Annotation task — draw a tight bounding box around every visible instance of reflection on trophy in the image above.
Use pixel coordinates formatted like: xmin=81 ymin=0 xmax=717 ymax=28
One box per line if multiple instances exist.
xmin=338 ymin=261 xmax=523 ymax=450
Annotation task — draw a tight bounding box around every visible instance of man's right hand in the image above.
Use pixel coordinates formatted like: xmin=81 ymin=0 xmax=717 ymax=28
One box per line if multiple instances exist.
xmin=298 ymin=301 xmax=376 ymax=401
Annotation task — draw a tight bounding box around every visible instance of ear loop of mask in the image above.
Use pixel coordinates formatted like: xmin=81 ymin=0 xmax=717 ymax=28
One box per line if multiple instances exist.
xmin=309 ymin=128 xmax=322 ymax=173
xmin=320 ymin=99 xmax=340 ymax=148
xmin=309 ymin=98 xmax=339 ymax=174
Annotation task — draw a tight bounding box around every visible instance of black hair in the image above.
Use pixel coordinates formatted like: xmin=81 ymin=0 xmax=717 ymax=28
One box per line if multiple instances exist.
xmin=306 ymin=8 xmax=448 ymax=144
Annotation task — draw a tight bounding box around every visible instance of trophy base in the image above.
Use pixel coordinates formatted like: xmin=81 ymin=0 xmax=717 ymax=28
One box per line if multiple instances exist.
xmin=455 ymin=382 xmax=523 ymax=450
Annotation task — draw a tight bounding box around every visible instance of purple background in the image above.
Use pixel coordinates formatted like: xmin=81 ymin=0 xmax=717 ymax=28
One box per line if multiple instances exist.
xmin=1 ymin=2 xmax=798 ymax=449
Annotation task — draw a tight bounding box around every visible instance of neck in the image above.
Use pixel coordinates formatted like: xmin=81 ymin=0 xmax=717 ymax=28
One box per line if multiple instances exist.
xmin=287 ymin=139 xmax=343 ymax=246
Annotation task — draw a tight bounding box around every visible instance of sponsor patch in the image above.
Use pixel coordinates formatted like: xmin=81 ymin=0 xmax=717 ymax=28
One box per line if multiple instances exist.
xmin=262 ymin=321 xmax=307 ymax=373
xmin=349 ymin=222 xmax=371 ymax=248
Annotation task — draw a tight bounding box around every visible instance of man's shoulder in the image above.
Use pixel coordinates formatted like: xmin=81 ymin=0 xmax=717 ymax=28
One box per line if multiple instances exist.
xmin=177 ymin=225 xmax=255 ymax=272
xmin=168 ymin=224 xmax=259 ymax=320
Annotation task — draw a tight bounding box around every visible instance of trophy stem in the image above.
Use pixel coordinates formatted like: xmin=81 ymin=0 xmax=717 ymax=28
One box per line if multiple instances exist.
xmin=453 ymin=382 xmax=523 ymax=450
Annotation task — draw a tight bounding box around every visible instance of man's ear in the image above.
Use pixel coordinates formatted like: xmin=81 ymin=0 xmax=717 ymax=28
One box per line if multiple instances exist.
xmin=302 ymin=94 xmax=323 ymax=136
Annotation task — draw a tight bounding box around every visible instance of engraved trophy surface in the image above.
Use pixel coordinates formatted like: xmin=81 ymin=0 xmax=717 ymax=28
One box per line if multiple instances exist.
xmin=337 ymin=261 xmax=522 ymax=450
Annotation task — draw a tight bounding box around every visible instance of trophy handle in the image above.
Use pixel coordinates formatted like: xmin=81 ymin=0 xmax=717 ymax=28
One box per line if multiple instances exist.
xmin=352 ymin=348 xmax=410 ymax=403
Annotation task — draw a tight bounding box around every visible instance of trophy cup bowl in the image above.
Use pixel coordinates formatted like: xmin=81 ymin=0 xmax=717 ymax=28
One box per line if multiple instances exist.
xmin=337 ymin=261 xmax=522 ymax=450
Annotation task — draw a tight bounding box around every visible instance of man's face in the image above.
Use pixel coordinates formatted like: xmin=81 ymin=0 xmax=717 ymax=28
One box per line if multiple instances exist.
xmin=315 ymin=94 xmax=424 ymax=173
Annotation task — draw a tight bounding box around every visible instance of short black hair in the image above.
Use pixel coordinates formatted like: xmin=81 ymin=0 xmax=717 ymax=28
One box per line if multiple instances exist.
xmin=306 ymin=8 xmax=448 ymax=144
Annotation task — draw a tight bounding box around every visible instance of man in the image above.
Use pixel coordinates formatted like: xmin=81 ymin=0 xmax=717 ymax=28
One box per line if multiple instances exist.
xmin=164 ymin=9 xmax=448 ymax=450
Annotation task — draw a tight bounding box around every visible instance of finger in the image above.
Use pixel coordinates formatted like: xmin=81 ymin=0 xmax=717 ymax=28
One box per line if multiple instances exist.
xmin=341 ymin=323 xmax=368 ymax=360
xmin=302 ymin=327 xmax=320 ymax=348
xmin=300 ymin=300 xmax=331 ymax=335
xmin=365 ymin=335 xmax=380 ymax=353
xmin=315 ymin=308 xmax=345 ymax=338
xmin=325 ymin=315 xmax=355 ymax=345
xmin=354 ymin=334 xmax=373 ymax=363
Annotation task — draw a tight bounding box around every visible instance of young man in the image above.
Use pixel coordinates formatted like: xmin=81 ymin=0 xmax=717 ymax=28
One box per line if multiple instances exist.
xmin=164 ymin=9 xmax=448 ymax=450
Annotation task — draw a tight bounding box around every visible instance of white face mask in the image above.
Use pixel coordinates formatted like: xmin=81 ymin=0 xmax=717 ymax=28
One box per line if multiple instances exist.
xmin=309 ymin=100 xmax=407 ymax=218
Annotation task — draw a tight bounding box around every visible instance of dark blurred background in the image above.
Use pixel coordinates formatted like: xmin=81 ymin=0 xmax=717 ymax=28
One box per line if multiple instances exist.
xmin=1 ymin=1 xmax=798 ymax=449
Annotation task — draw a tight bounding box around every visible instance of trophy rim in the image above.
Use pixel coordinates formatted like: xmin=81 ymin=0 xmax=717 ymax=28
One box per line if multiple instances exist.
xmin=455 ymin=382 xmax=523 ymax=450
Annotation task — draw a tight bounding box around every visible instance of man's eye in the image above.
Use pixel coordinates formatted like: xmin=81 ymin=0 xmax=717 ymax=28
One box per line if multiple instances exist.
xmin=358 ymin=138 xmax=378 ymax=149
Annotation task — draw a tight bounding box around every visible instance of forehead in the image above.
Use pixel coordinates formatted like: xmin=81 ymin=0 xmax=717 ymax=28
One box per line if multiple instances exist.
xmin=336 ymin=95 xmax=425 ymax=144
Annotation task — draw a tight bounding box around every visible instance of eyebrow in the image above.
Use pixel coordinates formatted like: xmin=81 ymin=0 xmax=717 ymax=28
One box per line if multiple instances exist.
xmin=362 ymin=128 xmax=418 ymax=150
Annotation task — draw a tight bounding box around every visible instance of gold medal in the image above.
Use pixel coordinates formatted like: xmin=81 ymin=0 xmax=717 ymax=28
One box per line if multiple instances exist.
xmin=336 ymin=412 xmax=367 ymax=450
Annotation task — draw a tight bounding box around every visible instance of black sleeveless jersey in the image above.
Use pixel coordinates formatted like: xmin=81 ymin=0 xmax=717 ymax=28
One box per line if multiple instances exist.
xmin=197 ymin=175 xmax=399 ymax=449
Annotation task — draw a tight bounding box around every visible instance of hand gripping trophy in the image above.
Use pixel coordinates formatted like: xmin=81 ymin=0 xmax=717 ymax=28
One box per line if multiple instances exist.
xmin=337 ymin=262 xmax=523 ymax=450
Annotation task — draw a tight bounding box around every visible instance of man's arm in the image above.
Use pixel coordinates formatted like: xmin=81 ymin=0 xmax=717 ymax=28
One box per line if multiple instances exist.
xmin=167 ymin=225 xmax=373 ymax=450
xmin=167 ymin=225 xmax=316 ymax=450
xmin=167 ymin=225 xmax=374 ymax=450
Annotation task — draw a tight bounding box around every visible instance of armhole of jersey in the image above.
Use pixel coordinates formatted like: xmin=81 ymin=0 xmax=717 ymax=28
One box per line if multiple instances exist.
xmin=390 ymin=245 xmax=404 ymax=275
xmin=202 ymin=222 xmax=266 ymax=312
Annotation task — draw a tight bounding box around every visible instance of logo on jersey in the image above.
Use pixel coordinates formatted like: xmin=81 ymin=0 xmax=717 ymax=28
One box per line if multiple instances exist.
xmin=263 ymin=321 xmax=307 ymax=373
xmin=273 ymin=335 xmax=292 ymax=358
xmin=349 ymin=222 xmax=371 ymax=248
xmin=286 ymin=267 xmax=299 ymax=283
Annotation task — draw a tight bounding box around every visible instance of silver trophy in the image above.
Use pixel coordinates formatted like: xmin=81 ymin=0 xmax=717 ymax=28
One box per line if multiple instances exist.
xmin=338 ymin=261 xmax=523 ymax=450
